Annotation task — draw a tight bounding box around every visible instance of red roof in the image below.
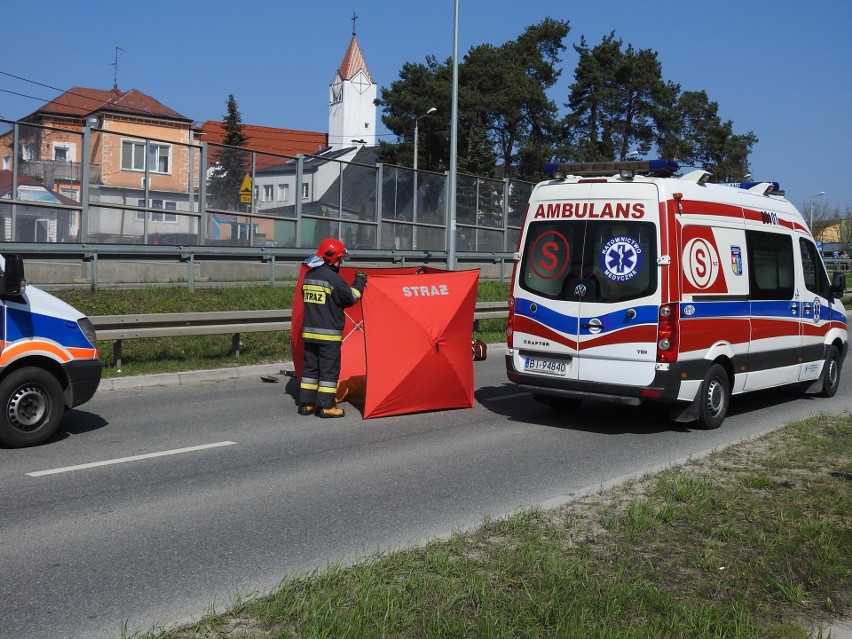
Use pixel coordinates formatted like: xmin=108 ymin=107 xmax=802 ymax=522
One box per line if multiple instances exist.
xmin=338 ymin=35 xmax=372 ymax=82
xmin=199 ymin=121 xmax=328 ymax=169
xmin=0 ymin=170 xmax=79 ymax=205
xmin=33 ymin=87 xmax=191 ymax=122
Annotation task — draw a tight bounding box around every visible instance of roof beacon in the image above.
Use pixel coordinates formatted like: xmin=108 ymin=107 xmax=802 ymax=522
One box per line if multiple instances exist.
xmin=543 ymin=159 xmax=679 ymax=179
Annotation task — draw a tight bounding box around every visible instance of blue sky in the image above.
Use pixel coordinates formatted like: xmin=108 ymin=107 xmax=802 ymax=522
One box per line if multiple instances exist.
xmin=3 ymin=0 xmax=850 ymax=217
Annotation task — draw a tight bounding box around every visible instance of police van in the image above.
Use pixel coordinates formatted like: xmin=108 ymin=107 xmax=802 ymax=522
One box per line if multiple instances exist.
xmin=0 ymin=254 xmax=101 ymax=447
xmin=506 ymin=160 xmax=848 ymax=429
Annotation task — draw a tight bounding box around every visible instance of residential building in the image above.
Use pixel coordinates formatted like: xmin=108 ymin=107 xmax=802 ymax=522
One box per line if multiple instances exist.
xmin=0 ymin=86 xmax=201 ymax=243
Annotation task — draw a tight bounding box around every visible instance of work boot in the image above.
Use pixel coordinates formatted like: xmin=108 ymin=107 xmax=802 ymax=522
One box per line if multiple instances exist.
xmin=297 ymin=404 xmax=315 ymax=416
xmin=316 ymin=405 xmax=345 ymax=418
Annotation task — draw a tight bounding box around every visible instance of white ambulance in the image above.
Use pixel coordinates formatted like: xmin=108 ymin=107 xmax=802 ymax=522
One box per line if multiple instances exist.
xmin=506 ymin=160 xmax=848 ymax=429
xmin=0 ymin=254 xmax=102 ymax=447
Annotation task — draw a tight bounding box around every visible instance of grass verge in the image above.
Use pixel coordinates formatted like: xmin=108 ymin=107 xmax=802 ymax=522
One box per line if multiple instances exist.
xmin=129 ymin=411 xmax=851 ymax=639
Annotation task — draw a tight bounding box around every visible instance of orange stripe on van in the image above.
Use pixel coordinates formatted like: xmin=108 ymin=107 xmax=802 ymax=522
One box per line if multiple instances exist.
xmin=67 ymin=346 xmax=100 ymax=359
xmin=0 ymin=339 xmax=73 ymax=366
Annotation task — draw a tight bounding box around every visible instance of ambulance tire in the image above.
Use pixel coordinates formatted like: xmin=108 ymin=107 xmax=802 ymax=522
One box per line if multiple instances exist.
xmin=819 ymin=345 xmax=841 ymax=398
xmin=695 ymin=363 xmax=729 ymax=430
xmin=0 ymin=367 xmax=65 ymax=448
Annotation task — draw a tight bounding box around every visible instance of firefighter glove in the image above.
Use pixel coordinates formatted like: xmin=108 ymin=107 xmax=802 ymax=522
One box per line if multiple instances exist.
xmin=354 ymin=271 xmax=367 ymax=282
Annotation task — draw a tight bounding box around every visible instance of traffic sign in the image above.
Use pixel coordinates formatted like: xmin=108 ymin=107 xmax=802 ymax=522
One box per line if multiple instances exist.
xmin=239 ymin=173 xmax=252 ymax=203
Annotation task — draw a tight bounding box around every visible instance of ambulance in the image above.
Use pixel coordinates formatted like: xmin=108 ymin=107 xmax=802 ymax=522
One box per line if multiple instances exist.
xmin=0 ymin=254 xmax=101 ymax=447
xmin=505 ymin=160 xmax=848 ymax=429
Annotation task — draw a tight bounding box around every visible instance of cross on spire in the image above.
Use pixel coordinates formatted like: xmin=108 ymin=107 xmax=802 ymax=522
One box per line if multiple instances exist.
xmin=351 ymin=11 xmax=358 ymax=36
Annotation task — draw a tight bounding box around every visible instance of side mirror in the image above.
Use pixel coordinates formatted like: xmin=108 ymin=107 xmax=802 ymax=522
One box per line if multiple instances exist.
xmin=1 ymin=254 xmax=26 ymax=296
xmin=830 ymin=271 xmax=847 ymax=298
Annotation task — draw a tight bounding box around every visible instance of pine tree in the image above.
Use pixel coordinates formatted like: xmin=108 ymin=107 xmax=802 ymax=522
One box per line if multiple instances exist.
xmin=207 ymin=95 xmax=250 ymax=211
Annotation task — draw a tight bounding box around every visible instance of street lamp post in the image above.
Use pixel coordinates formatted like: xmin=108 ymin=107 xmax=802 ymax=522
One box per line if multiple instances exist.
xmin=808 ymin=191 xmax=826 ymax=232
xmin=413 ymin=107 xmax=437 ymax=225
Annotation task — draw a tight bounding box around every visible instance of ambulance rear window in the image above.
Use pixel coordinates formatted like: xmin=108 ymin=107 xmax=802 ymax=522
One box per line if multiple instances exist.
xmin=520 ymin=220 xmax=657 ymax=303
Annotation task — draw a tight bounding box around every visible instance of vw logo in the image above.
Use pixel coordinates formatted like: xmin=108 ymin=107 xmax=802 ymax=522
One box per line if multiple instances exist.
xmin=574 ymin=283 xmax=587 ymax=296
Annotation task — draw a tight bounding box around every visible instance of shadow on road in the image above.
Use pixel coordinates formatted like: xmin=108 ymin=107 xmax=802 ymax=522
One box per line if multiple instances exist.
xmin=52 ymin=409 xmax=109 ymax=442
xmin=476 ymin=382 xmax=810 ymax=436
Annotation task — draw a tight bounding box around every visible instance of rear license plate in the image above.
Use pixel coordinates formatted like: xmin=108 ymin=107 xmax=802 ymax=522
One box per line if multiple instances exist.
xmin=524 ymin=356 xmax=568 ymax=376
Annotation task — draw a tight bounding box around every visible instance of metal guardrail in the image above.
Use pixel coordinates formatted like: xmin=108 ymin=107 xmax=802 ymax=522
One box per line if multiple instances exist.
xmin=91 ymin=301 xmax=509 ymax=368
xmin=3 ymin=243 xmax=516 ymax=290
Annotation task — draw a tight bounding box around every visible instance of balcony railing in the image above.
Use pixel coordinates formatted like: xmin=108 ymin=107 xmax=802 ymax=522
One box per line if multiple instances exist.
xmin=18 ymin=160 xmax=101 ymax=184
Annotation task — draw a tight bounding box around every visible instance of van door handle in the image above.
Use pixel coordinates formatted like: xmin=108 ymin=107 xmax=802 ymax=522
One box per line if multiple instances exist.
xmin=803 ymin=303 xmax=813 ymax=314
xmin=790 ymin=303 xmax=798 ymax=315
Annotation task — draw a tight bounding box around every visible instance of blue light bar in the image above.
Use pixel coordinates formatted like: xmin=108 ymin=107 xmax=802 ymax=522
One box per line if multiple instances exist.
xmin=647 ymin=160 xmax=680 ymax=175
xmin=740 ymin=181 xmax=781 ymax=192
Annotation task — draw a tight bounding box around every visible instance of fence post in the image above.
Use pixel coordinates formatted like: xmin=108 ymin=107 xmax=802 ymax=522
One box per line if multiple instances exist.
xmin=11 ymin=123 xmax=19 ymax=241
xmin=80 ymin=124 xmax=92 ymax=242
xmin=376 ymin=163 xmax=383 ymax=249
xmin=295 ymin=155 xmax=304 ymax=248
xmin=199 ymin=142 xmax=208 ymax=245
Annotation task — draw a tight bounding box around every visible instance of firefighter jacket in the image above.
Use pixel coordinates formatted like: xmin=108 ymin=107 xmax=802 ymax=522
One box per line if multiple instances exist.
xmin=301 ymin=263 xmax=365 ymax=343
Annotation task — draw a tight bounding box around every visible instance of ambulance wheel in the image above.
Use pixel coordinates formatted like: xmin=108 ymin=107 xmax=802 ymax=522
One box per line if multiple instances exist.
xmin=0 ymin=367 xmax=65 ymax=448
xmin=695 ymin=363 xmax=729 ymax=430
xmin=819 ymin=345 xmax=841 ymax=398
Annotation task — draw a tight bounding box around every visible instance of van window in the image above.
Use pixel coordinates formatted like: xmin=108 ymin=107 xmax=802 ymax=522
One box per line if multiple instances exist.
xmin=746 ymin=230 xmax=794 ymax=300
xmin=520 ymin=220 xmax=657 ymax=303
xmin=799 ymin=238 xmax=830 ymax=298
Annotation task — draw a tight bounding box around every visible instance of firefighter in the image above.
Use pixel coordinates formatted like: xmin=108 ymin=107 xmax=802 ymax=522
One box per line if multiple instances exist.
xmin=298 ymin=238 xmax=367 ymax=418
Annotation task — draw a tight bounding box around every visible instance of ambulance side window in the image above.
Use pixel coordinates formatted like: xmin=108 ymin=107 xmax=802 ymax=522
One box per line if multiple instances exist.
xmin=799 ymin=238 xmax=830 ymax=299
xmin=746 ymin=231 xmax=794 ymax=300
xmin=520 ymin=221 xmax=577 ymax=300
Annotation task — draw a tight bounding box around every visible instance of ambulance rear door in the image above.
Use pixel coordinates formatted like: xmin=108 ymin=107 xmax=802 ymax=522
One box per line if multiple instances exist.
xmin=515 ymin=182 xmax=661 ymax=388
xmin=571 ymin=182 xmax=661 ymax=385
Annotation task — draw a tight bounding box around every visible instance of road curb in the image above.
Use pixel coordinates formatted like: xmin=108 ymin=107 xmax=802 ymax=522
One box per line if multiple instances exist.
xmin=98 ymin=361 xmax=294 ymax=391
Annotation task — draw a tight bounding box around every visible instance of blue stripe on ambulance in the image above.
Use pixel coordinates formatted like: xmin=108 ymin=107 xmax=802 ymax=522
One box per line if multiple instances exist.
xmin=514 ymin=297 xmax=659 ymax=336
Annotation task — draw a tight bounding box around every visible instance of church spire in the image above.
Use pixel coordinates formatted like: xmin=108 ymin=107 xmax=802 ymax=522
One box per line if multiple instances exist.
xmin=337 ymin=33 xmax=372 ymax=84
xmin=328 ymin=18 xmax=377 ymax=150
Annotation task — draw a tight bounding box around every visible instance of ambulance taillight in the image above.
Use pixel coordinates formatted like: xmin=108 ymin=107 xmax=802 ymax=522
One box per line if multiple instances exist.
xmin=506 ymin=295 xmax=515 ymax=349
xmin=656 ymin=304 xmax=679 ymax=362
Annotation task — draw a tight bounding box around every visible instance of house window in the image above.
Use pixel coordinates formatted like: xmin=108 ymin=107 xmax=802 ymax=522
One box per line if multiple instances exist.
xmin=263 ymin=185 xmax=274 ymax=202
xmin=278 ymin=184 xmax=289 ymax=202
xmin=136 ymin=199 xmax=178 ymax=222
xmin=21 ymin=143 xmax=37 ymax=161
xmin=52 ymin=142 xmax=76 ymax=163
xmin=122 ymin=140 xmax=171 ymax=173
xmin=302 ymin=182 xmax=310 ymax=200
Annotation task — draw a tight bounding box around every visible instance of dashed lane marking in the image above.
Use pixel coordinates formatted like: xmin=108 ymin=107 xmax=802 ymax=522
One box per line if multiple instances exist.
xmin=26 ymin=441 xmax=236 ymax=477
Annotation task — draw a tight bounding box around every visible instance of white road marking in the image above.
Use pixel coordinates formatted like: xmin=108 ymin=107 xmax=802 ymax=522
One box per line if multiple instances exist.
xmin=26 ymin=441 xmax=236 ymax=477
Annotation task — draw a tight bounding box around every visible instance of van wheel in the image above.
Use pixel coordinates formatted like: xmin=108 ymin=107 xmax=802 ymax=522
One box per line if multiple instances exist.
xmin=820 ymin=346 xmax=841 ymax=398
xmin=695 ymin=364 xmax=729 ymax=430
xmin=0 ymin=368 xmax=65 ymax=448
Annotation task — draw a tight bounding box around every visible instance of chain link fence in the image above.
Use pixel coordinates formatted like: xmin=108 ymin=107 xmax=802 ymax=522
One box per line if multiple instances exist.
xmin=1 ymin=119 xmax=531 ymax=253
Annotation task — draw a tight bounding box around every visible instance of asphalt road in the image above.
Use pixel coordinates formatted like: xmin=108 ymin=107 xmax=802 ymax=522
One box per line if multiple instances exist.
xmin=1 ymin=351 xmax=850 ymax=639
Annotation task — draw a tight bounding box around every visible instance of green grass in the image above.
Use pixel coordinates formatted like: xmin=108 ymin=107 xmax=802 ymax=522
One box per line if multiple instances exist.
xmin=53 ymin=282 xmax=510 ymax=377
xmin=129 ymin=412 xmax=851 ymax=639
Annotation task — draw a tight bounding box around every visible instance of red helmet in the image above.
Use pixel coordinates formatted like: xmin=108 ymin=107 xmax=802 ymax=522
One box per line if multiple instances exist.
xmin=316 ymin=237 xmax=349 ymax=264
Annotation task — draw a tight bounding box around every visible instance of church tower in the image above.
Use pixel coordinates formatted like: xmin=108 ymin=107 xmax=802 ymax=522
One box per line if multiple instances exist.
xmin=328 ymin=17 xmax=376 ymax=150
